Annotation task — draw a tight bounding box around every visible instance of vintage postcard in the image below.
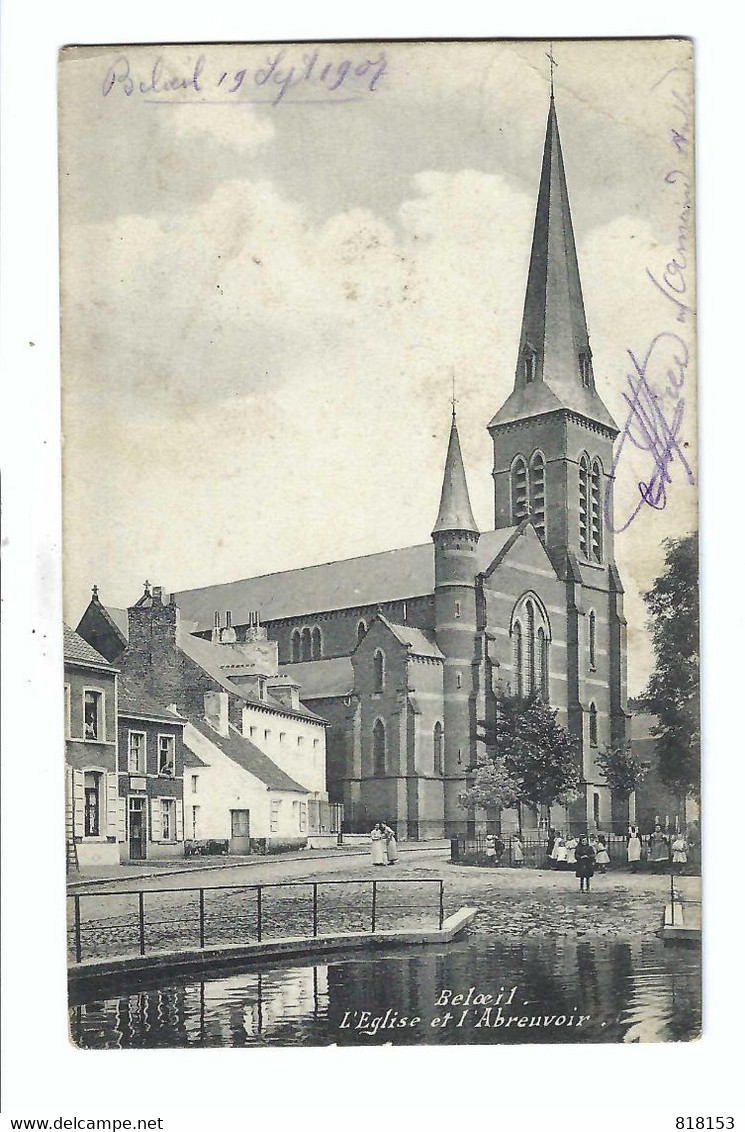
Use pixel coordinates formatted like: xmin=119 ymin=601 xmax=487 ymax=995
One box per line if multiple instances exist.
xmin=60 ymin=38 xmax=699 ymax=1048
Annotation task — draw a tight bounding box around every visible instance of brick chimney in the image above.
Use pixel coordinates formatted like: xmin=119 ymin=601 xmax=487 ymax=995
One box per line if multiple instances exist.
xmin=204 ymin=690 xmax=229 ymax=738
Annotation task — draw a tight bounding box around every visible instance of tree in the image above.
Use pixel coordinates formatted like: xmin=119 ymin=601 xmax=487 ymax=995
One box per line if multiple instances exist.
xmin=643 ymin=533 xmax=700 ymax=798
xmin=595 ymin=743 xmax=647 ymax=799
xmin=459 ymin=689 xmax=582 ymax=826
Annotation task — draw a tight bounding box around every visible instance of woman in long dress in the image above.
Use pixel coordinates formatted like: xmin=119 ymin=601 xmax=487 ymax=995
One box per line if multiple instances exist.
xmin=370 ymin=823 xmax=386 ymax=866
xmin=595 ymin=835 xmax=610 ymax=873
xmin=382 ymin=822 xmax=399 ymax=865
xmin=671 ymin=834 xmax=688 ymax=873
xmin=512 ymin=835 xmax=524 ymax=867
xmin=627 ymin=828 xmax=642 ymax=873
xmin=574 ymin=836 xmax=596 ymax=892
xmin=649 ymin=824 xmax=669 ymax=870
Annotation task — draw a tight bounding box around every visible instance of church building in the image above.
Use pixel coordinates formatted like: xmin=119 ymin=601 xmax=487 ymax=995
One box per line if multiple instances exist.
xmin=173 ymin=91 xmax=629 ymax=838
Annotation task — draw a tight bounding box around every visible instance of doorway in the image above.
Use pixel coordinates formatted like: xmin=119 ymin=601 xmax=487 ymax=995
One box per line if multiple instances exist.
xmin=230 ymin=809 xmax=251 ymax=854
xmin=129 ymin=797 xmax=147 ymax=860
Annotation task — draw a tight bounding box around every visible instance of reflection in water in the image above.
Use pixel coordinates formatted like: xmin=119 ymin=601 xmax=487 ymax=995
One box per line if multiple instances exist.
xmin=70 ymin=936 xmax=700 ymax=1048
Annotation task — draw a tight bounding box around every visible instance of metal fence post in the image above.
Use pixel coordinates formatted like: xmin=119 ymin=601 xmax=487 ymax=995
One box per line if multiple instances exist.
xmin=199 ymin=888 xmax=205 ymax=949
xmin=438 ymin=880 xmax=444 ymax=930
xmin=371 ymin=880 xmax=377 ymax=933
xmin=670 ymin=857 xmax=675 ymax=926
xmin=257 ymin=886 xmax=262 ymax=942
xmin=312 ymin=883 xmax=318 ymax=937
xmin=74 ymin=894 xmax=82 ymax=963
xmin=138 ymin=891 xmax=146 ymax=956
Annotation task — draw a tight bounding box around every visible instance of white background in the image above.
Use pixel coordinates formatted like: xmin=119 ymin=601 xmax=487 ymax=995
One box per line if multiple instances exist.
xmin=1 ymin=1 xmax=743 ymax=1127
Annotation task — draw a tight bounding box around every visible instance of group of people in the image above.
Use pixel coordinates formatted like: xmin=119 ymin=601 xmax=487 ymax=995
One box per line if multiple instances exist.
xmin=547 ymin=830 xmax=610 ymax=878
xmin=627 ymin=824 xmax=689 ymax=873
xmin=370 ymin=822 xmax=399 ymax=866
xmin=483 ymin=833 xmax=524 ymax=866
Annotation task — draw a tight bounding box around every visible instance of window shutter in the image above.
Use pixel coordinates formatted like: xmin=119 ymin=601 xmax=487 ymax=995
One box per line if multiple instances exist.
xmin=117 ymin=797 xmax=127 ymax=842
xmin=73 ymin=769 xmax=85 ymax=838
xmin=150 ymin=797 xmax=163 ymax=842
xmin=175 ymin=799 xmax=184 ymax=842
xmin=106 ymin=773 xmax=118 ymax=838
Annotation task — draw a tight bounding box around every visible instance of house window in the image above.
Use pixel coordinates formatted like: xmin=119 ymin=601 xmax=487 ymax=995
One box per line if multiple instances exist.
xmin=513 ymin=622 xmax=523 ymax=698
xmin=579 ymin=454 xmax=590 ymax=559
xmin=373 ymin=649 xmax=385 ymax=694
xmin=128 ymin=731 xmax=146 ymax=774
xmin=589 ymin=611 xmax=597 ymax=669
xmin=301 ymin=627 xmax=312 ymax=662
xmin=356 ymin=620 xmax=367 ymax=646
xmin=161 ymin=799 xmax=176 ymax=841
xmin=299 ymin=803 xmax=307 ymax=832
xmin=579 ymin=352 xmax=592 ymax=388
xmin=593 ymin=792 xmax=601 ymax=826
xmin=529 ymin=451 xmax=546 ymax=543
xmin=433 ymin=722 xmax=444 ymax=776
xmin=373 ymin=719 xmax=386 ymax=777
xmin=191 ymin=774 xmax=198 ymax=793
xmin=83 ymin=690 xmax=103 ymax=741
xmin=313 ymin=738 xmax=319 ymax=749
xmin=455 ymin=601 xmax=461 ymax=619
xmin=589 ymin=703 xmax=598 ymax=748
xmin=280 ymin=731 xmax=286 ymax=744
xmin=590 ymin=459 xmax=603 ymax=563
xmin=83 ymin=771 xmax=102 ymax=837
xmin=511 ymin=455 xmax=528 ymax=524
xmin=270 ymin=799 xmax=281 ymax=833
xmin=312 ymin=627 xmax=322 ymax=660
xmin=158 ymin=734 xmax=175 ymax=777
xmin=225 ymin=610 xmax=232 ymax=629
xmin=297 ymin=735 xmax=304 ymax=747
xmin=64 ymin=684 xmax=71 ymax=739
xmin=264 ymin=729 xmax=271 ymax=741
xmin=456 ymin=672 xmax=462 ymax=689
xmin=191 ymin=805 xmax=200 ymax=839
xmin=249 ymin=726 xmax=257 ymax=738
xmin=291 ymin=630 xmax=301 ymax=663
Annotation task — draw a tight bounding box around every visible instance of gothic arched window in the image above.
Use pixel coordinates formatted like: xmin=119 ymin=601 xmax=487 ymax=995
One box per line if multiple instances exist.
xmin=523 ymin=347 xmax=537 ymax=385
xmin=589 ymin=702 xmax=598 ymax=748
xmin=526 ymin=600 xmax=536 ymax=693
xmin=579 ymin=454 xmax=590 ymax=559
xmin=373 ymin=719 xmax=386 ymax=777
xmin=291 ymin=630 xmax=301 ymax=663
xmin=529 ymin=451 xmax=546 ymax=543
xmin=433 ymin=722 xmax=444 ymax=776
xmin=579 ymin=351 xmax=592 ymax=388
xmin=513 ymin=621 xmax=523 ymax=698
xmin=311 ymin=627 xmax=322 ymax=660
xmin=356 ymin=620 xmax=367 ymax=646
xmin=511 ymin=456 xmax=528 ymax=525
xmin=373 ymin=649 xmax=385 ymax=694
xmin=538 ymin=626 xmax=549 ymax=701
xmin=590 ymin=459 xmax=603 ymax=563
xmin=301 ymin=627 xmax=312 ymax=662
xmin=588 ymin=610 xmax=597 ymax=669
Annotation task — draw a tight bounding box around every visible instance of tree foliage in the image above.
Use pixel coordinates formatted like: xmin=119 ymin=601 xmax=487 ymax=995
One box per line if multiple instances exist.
xmin=595 ymin=743 xmax=647 ymax=799
xmin=643 ymin=533 xmax=700 ymax=798
xmin=459 ymin=690 xmax=582 ymax=816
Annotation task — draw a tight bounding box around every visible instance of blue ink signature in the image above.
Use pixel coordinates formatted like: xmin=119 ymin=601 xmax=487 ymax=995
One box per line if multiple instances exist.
xmin=102 ymin=49 xmax=388 ymax=107
xmin=606 ymin=333 xmax=695 ymax=533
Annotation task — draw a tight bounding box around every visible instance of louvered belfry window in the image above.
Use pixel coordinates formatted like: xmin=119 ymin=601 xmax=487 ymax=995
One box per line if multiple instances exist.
xmin=579 ymin=454 xmax=590 ymax=558
xmin=512 ymin=456 xmax=528 ymax=524
xmin=529 ymin=452 xmax=546 ymax=542
xmin=590 ymin=459 xmax=603 ymax=562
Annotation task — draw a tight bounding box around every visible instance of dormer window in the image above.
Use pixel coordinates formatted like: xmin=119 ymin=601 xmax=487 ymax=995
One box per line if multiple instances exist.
xmin=523 ymin=347 xmax=537 ymax=385
xmin=579 ymin=352 xmax=591 ymax=387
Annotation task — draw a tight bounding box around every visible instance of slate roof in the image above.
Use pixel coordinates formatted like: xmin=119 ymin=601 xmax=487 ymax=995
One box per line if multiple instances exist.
xmin=377 ymin=617 xmax=444 ymax=661
xmin=174 ymin=528 xmax=518 ymax=630
xmin=106 ymin=607 xmax=129 ymax=640
xmin=489 ymin=96 xmax=617 ymax=434
xmin=117 ymin=673 xmax=184 ymax=726
xmin=187 ymin=717 xmax=307 ymax=793
xmin=280 ymin=657 xmax=355 ymax=699
xmin=183 ymin=747 xmax=207 ymax=768
xmin=432 ymin=414 xmax=478 ymax=535
xmin=63 ymin=624 xmax=114 ymax=669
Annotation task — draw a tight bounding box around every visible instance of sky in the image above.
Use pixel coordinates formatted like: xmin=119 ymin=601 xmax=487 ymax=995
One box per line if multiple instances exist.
xmin=59 ymin=38 xmax=696 ymax=696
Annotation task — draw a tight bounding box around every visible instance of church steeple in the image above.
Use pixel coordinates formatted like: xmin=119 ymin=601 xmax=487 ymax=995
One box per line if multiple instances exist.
xmin=489 ymin=93 xmax=617 ymax=433
xmin=432 ymin=410 xmax=478 ymax=536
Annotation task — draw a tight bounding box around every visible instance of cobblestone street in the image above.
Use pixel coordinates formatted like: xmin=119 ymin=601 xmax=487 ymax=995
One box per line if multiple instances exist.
xmin=67 ymin=849 xmax=700 ymax=962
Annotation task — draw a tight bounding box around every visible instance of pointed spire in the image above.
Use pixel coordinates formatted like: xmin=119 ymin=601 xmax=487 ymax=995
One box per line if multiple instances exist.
xmin=490 ymin=92 xmax=617 ymax=433
xmin=432 ymin=411 xmax=478 ymax=536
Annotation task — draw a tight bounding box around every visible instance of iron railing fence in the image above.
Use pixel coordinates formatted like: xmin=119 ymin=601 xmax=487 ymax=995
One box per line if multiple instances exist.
xmin=67 ymin=877 xmax=445 ymax=964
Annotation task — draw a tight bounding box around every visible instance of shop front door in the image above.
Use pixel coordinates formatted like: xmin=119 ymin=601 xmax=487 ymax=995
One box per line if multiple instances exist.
xmin=129 ymin=797 xmax=146 ymax=860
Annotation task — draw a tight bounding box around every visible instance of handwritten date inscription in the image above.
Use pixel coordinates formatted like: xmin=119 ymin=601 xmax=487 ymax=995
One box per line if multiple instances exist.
xmin=608 ymin=333 xmax=694 ymax=534
xmin=102 ymin=49 xmax=388 ymax=106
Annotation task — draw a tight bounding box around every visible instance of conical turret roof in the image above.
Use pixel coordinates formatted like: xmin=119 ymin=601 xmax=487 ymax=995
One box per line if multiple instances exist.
xmin=490 ymin=95 xmax=617 ymax=433
xmin=432 ymin=412 xmax=479 ymax=535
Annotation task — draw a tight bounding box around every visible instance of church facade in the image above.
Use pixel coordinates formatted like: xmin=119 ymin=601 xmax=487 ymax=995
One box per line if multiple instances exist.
xmin=175 ymin=93 xmax=629 ymax=838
